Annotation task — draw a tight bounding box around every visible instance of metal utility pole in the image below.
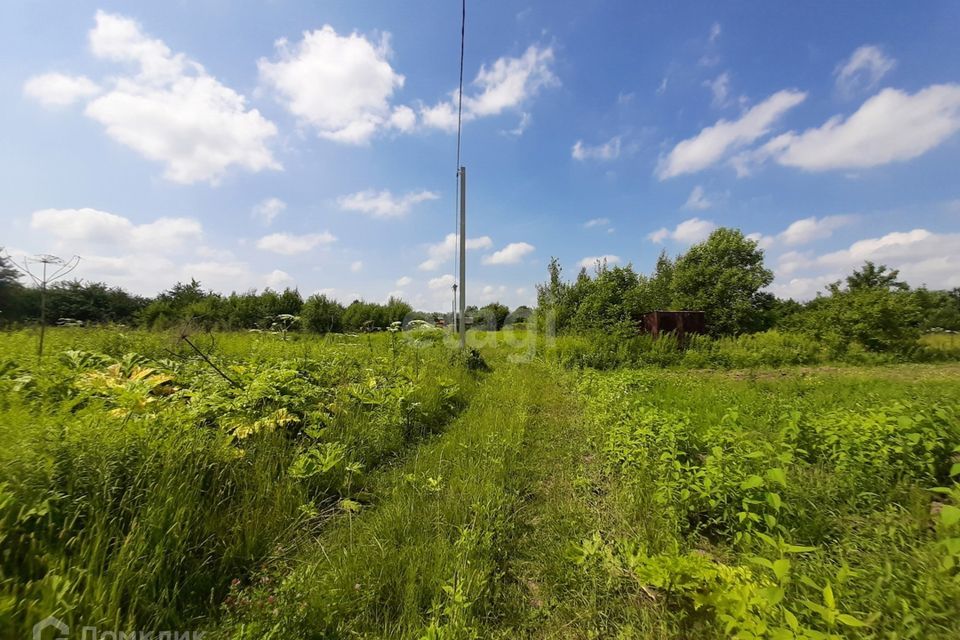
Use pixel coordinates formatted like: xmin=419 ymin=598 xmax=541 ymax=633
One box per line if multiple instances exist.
xmin=458 ymin=166 xmax=466 ymax=349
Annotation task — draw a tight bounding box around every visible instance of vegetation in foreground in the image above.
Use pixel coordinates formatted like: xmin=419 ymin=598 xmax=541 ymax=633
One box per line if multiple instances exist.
xmin=558 ymin=368 xmax=960 ymax=638
xmin=0 ymin=328 xmax=474 ymax=634
xmin=1 ymin=326 xmax=959 ymax=639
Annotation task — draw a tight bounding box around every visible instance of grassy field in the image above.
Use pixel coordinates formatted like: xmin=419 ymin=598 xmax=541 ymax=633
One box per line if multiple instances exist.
xmin=2 ymin=328 xmax=960 ymax=638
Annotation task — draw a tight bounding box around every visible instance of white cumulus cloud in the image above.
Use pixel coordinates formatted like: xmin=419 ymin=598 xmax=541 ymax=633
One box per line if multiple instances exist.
xmin=19 ymin=207 xmax=267 ymax=296
xmin=746 ymin=232 xmax=776 ymax=250
xmin=264 ymin=269 xmax=294 ymax=289
xmin=256 ymin=231 xmax=336 ymax=255
xmin=769 ymin=228 xmax=960 ymax=299
xmin=656 ymin=89 xmax=806 ymax=179
xmin=419 ymin=233 xmax=493 ymax=271
xmin=258 ymin=25 xmax=408 ymax=144
xmin=817 ymin=229 xmax=955 ymax=274
xmin=482 ymin=242 xmax=535 ymax=265
xmin=337 ymin=189 xmax=439 ymax=218
xmin=757 ymin=84 xmax=960 ymax=172
xmin=388 ymin=105 xmax=417 ymax=132
xmin=768 ymin=274 xmax=842 ymax=301
xmin=779 ymin=215 xmax=854 ymax=246
xmin=30 ymin=207 xmax=201 ymax=252
xmin=421 ymin=45 xmax=557 ymax=132
xmin=428 ymin=274 xmax=455 ymax=290
xmin=68 ymin=11 xmax=280 ymax=184
xmin=23 ymin=73 xmax=100 ymax=107
xmin=648 ymin=217 xmax=717 ymax=244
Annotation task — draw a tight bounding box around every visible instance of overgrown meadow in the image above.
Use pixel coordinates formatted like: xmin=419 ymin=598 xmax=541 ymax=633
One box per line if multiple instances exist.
xmin=0 ymin=327 xmax=474 ymax=636
xmin=1 ymin=327 xmax=960 ymax=639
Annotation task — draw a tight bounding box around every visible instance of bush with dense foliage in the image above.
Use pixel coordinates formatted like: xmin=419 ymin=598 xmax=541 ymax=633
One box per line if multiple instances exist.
xmin=537 ymin=229 xmax=776 ymax=336
xmin=534 ymin=229 xmax=960 ymax=354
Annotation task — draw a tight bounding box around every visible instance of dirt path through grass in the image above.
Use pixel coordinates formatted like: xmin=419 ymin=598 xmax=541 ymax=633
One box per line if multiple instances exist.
xmin=482 ymin=365 xmax=606 ymax=637
xmin=214 ymin=362 xmax=576 ymax=637
xmin=483 ymin=366 xmax=666 ymax=638
xmin=213 ymin=361 xmax=960 ymax=638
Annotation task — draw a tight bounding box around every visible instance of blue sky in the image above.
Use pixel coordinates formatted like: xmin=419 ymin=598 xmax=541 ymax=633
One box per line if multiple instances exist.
xmin=3 ymin=1 xmax=960 ymax=309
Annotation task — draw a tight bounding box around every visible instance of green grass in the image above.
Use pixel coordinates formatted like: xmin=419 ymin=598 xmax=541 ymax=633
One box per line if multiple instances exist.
xmin=922 ymin=332 xmax=960 ymax=351
xmin=215 ymin=361 xmax=549 ymax=637
xmin=549 ymin=329 xmax=960 ymax=369
xmin=2 ymin=328 xmax=960 ymax=639
xmin=0 ymin=328 xmax=476 ymax=635
xmin=544 ymin=367 xmax=960 ymax=638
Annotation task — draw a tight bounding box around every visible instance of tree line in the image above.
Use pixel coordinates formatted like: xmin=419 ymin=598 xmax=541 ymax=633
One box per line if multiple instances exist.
xmin=0 ymin=254 xmax=528 ymax=333
xmin=536 ymin=228 xmax=960 ymax=352
xmin=4 ymin=229 xmax=959 ymax=348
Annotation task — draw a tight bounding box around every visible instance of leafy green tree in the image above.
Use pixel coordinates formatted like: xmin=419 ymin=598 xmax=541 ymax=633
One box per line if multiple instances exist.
xmin=792 ymin=262 xmax=923 ymax=352
xmin=475 ymin=302 xmax=510 ymax=330
xmin=507 ymin=305 xmax=533 ymax=327
xmin=163 ymin=279 xmax=206 ymax=306
xmin=804 ymin=286 xmax=921 ymax=352
xmin=384 ymin=297 xmax=413 ymax=325
xmin=646 ymin=250 xmax=675 ymax=311
xmin=670 ymin=228 xmax=774 ymax=335
xmin=261 ymin=288 xmax=303 ymax=317
xmin=534 ymin=255 xmax=672 ymax=333
xmin=342 ymin=300 xmax=376 ymax=330
xmin=536 ymin=257 xmax=572 ymax=332
xmin=341 ymin=297 xmax=412 ymax=331
xmin=0 ymin=251 xmax=19 ymax=286
xmin=571 ymin=264 xmax=643 ymax=333
xmin=845 ymin=261 xmax=908 ymax=291
xmin=563 ymin=268 xmax=595 ymax=326
xmin=300 ymin=294 xmax=345 ymax=333
xmin=913 ymin=287 xmax=960 ymax=331
xmin=46 ymin=280 xmax=147 ymax=323
xmin=760 ymin=295 xmax=805 ymax=332
xmin=0 ymin=250 xmax=25 ymax=322
xmin=139 ymin=280 xmax=223 ymax=329
xmin=224 ymin=291 xmax=265 ymax=328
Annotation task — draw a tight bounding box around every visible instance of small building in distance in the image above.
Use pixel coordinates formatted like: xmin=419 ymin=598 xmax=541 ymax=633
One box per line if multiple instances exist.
xmin=640 ymin=310 xmax=706 ymax=340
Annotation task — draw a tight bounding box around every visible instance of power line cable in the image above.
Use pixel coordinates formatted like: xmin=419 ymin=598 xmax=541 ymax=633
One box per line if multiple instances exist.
xmin=453 ymin=0 xmax=466 ymax=290
xmin=456 ymin=0 xmax=465 ymax=172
